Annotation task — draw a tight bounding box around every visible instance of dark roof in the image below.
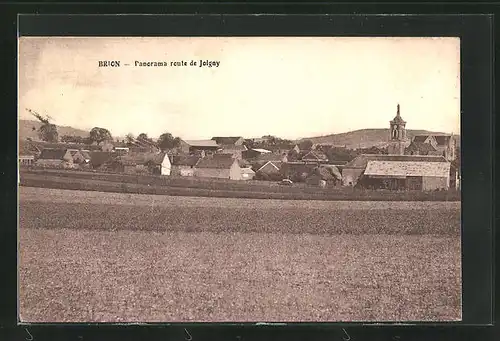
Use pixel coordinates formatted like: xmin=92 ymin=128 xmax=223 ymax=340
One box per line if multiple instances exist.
xmin=120 ymin=152 xmax=166 ymax=166
xmin=90 ymin=152 xmax=114 ymax=167
xmin=211 ymin=137 xmax=243 ymax=145
xmin=405 ymin=141 xmax=437 ymax=153
xmin=434 ymin=135 xmax=452 ymax=146
xmin=257 ymin=161 xmax=281 ymax=173
xmin=255 ymin=153 xmax=287 ymax=162
xmin=302 ymin=150 xmax=328 ymax=161
xmin=195 ymin=154 xmax=236 ymax=169
xmin=172 ymin=155 xmax=201 ymax=167
xmin=19 ymin=140 xmax=40 ymax=156
xmin=344 ymin=154 xmax=448 ymax=169
xmin=219 ymin=144 xmax=247 ymax=151
xmin=33 ymin=142 xmax=101 ymax=151
xmin=412 ymin=134 xmax=452 ymax=146
xmin=261 ymin=144 xmax=295 ymax=152
xmin=412 ymin=135 xmax=429 ymax=143
xmin=38 ymin=148 xmax=68 ymax=160
xmin=238 ymin=159 xmax=252 ymax=168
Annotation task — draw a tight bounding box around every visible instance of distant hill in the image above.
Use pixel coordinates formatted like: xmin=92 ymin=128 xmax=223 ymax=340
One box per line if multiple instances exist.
xmin=19 ymin=119 xmax=90 ymax=141
xmin=300 ymin=129 xmax=459 ymax=149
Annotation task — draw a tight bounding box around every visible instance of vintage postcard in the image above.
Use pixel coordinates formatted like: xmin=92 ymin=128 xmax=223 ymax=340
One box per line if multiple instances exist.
xmin=18 ymin=37 xmax=461 ymax=322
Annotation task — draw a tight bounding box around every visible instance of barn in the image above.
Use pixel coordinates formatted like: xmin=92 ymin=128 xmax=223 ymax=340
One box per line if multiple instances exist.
xmin=362 ymin=159 xmax=451 ymax=191
xmin=171 ymin=154 xmax=201 ymax=176
xmin=194 ymin=154 xmax=242 ymax=180
xmin=343 ymin=154 xmax=452 ymax=191
xmin=36 ymin=149 xmax=75 ymax=169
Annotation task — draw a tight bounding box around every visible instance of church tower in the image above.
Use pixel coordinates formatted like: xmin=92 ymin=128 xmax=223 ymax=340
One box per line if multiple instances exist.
xmin=387 ymin=104 xmax=407 ymax=155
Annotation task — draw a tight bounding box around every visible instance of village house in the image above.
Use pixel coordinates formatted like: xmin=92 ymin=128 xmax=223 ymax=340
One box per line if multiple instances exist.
xmin=405 ymin=141 xmax=441 ymax=156
xmin=262 ymin=143 xmax=298 ymax=156
xmin=170 ymin=154 xmax=201 ymax=176
xmin=240 ymin=167 xmax=256 ymax=180
xmin=90 ymin=151 xmax=115 ymax=170
xmin=211 ymin=136 xmax=245 ymax=146
xmin=255 ymin=161 xmax=282 ymax=180
xmin=217 ymin=144 xmax=247 ymax=160
xmin=280 ymin=161 xmax=322 ymax=182
xmin=301 ymin=150 xmax=329 ymax=164
xmin=19 ymin=140 xmax=40 ymax=167
xmin=19 ymin=154 xmax=35 ymax=167
xmin=193 ymin=154 xmax=242 ymax=180
xmin=120 ymin=152 xmax=171 ymax=175
xmin=36 ymin=149 xmax=75 ymax=168
xmin=67 ymin=149 xmax=87 ymax=165
xmin=182 ymin=140 xmax=220 ymax=156
xmin=411 ymin=134 xmax=457 ymax=161
xmin=250 ymin=152 xmax=288 ymax=175
xmin=341 ymin=154 xmax=451 ymax=190
xmin=305 ymin=165 xmax=341 ymax=188
xmin=361 ymin=157 xmax=451 ymax=191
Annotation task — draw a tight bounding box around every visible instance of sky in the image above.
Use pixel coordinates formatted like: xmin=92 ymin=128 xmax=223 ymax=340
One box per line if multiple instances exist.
xmin=18 ymin=37 xmax=460 ymax=140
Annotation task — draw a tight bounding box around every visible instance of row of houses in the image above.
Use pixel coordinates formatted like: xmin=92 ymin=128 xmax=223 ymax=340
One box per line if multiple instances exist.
xmin=19 ymin=112 xmax=460 ymax=190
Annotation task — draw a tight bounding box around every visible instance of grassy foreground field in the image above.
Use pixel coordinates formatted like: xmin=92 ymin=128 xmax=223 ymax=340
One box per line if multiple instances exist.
xmin=19 ymin=187 xmax=461 ymax=322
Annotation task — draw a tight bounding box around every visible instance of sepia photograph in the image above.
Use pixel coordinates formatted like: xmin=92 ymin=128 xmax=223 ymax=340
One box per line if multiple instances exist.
xmin=18 ymin=36 xmax=461 ymax=323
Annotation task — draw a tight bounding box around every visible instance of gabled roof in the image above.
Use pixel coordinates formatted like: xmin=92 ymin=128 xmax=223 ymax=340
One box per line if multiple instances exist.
xmin=195 ymin=154 xmax=237 ymax=169
xmin=364 ymin=160 xmax=451 ymax=178
xmin=254 ymin=153 xmax=287 ymax=162
xmin=434 ymin=135 xmax=452 ymax=146
xmin=38 ymin=148 xmax=68 ymax=160
xmin=322 ymin=165 xmax=342 ymax=180
xmin=344 ymin=154 xmax=448 ymax=169
xmin=412 ymin=134 xmax=452 ymax=146
xmin=241 ymin=167 xmax=256 ymax=175
xmin=405 ymin=141 xmax=438 ymax=153
xmin=171 ymin=154 xmax=201 ymax=167
xmin=120 ymin=152 xmax=167 ymax=166
xmin=19 ymin=140 xmax=41 ymax=156
xmin=211 ymin=137 xmax=243 ymax=145
xmin=262 ymin=144 xmax=295 ymax=152
xmin=257 ymin=161 xmax=281 ymax=173
xmin=302 ymin=150 xmax=329 ymax=161
xmin=219 ymin=144 xmax=247 ymax=151
xmin=412 ymin=135 xmax=430 ymax=143
xmin=185 ymin=139 xmax=219 ymax=148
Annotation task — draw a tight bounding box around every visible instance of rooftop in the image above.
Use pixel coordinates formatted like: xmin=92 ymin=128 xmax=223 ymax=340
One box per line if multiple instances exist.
xmin=364 ymin=160 xmax=451 ymax=178
xmin=38 ymin=148 xmax=67 ymax=160
xmin=195 ymin=154 xmax=236 ymax=169
xmin=345 ymin=154 xmax=448 ymax=169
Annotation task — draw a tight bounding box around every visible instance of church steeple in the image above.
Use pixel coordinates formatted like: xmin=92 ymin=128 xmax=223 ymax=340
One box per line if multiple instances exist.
xmin=388 ymin=103 xmax=407 ymax=155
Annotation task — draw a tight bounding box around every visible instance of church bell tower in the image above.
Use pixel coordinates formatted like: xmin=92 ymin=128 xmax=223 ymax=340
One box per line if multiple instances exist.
xmin=388 ymin=104 xmax=407 ymax=155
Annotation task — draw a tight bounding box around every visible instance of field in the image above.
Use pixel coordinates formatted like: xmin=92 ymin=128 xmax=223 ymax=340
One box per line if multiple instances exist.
xmin=19 ymin=187 xmax=462 ymax=322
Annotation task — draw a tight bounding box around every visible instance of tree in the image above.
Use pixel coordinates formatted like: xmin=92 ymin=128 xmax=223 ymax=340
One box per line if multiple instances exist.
xmin=137 ymin=133 xmax=149 ymax=141
xmin=158 ymin=132 xmax=181 ymax=151
xmin=27 ymin=108 xmax=58 ymax=142
xmin=89 ymin=127 xmax=112 ymax=144
xmin=298 ymin=139 xmax=313 ymax=151
xmin=125 ymin=133 xmax=135 ymax=145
